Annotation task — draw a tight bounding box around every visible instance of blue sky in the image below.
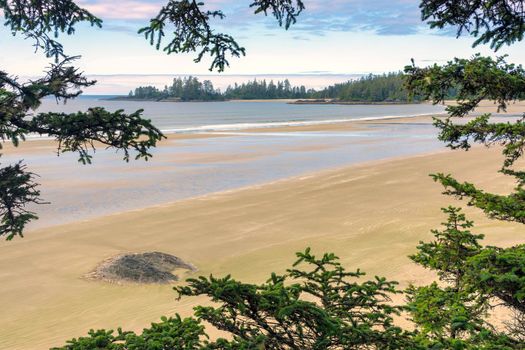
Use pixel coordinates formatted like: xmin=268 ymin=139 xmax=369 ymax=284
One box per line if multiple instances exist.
xmin=2 ymin=0 xmax=525 ymax=93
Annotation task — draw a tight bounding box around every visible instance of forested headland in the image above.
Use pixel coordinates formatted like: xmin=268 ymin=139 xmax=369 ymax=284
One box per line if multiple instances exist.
xmin=118 ymin=72 xmax=427 ymax=103
xmin=309 ymin=72 xmax=418 ymax=102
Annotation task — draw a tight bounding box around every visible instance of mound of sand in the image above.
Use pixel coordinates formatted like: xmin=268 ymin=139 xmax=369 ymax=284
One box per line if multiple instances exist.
xmin=86 ymin=252 xmax=197 ymax=284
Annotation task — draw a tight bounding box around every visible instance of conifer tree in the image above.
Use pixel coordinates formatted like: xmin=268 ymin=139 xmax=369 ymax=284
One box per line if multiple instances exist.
xmin=54 ymin=249 xmax=416 ymax=349
xmin=405 ymin=1 xmax=525 ymax=346
xmin=408 ymin=208 xmax=502 ymax=348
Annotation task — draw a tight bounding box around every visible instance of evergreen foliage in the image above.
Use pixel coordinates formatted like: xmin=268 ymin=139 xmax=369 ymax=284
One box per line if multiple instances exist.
xmin=224 ymin=79 xmax=312 ymax=100
xmin=0 ymin=0 xmax=307 ymax=239
xmin=0 ymin=1 xmax=165 ymax=240
xmin=129 ymin=77 xmax=223 ymax=101
xmin=420 ymin=0 xmax=525 ymax=51
xmin=55 ymin=249 xmax=416 ymax=349
xmin=1 ymin=0 xmax=102 ymax=60
xmin=126 ymin=74 xmax=419 ymax=102
xmin=138 ymin=0 xmax=304 ymax=72
xmin=408 ymin=207 xmax=491 ymax=347
xmin=406 ymin=1 xmax=525 ymax=347
xmin=314 ymin=72 xmax=416 ymax=102
xmin=407 ymin=207 xmax=525 ymax=349
xmin=4 ymin=1 xmax=525 ymax=349
xmin=0 ymin=162 xmax=43 ymax=240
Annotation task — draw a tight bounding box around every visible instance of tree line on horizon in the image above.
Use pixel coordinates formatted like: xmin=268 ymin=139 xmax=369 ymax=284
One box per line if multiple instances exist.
xmin=312 ymin=72 xmax=424 ymax=102
xmin=126 ymin=72 xmax=429 ymax=102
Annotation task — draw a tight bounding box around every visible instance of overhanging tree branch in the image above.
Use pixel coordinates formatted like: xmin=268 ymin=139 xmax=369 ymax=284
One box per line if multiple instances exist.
xmin=0 ymin=162 xmax=44 ymax=240
xmin=420 ymin=0 xmax=525 ymax=51
xmin=139 ymin=0 xmax=305 ymax=72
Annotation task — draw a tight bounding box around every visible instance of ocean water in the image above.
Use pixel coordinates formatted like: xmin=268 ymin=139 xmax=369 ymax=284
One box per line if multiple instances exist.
xmin=36 ymin=96 xmax=446 ymax=132
xmin=7 ymin=99 xmax=449 ymax=229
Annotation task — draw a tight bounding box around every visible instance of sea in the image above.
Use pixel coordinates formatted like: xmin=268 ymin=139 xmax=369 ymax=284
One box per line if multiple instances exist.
xmin=35 ymin=96 xmax=446 ymax=133
xmin=5 ymin=96 xmax=449 ymax=229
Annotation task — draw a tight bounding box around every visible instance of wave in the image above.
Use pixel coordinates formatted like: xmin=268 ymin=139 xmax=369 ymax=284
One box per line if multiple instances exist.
xmin=160 ymin=112 xmax=445 ymax=134
xmin=20 ymin=112 xmax=446 ymax=141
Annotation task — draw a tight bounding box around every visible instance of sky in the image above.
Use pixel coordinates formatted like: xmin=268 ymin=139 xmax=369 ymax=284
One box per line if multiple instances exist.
xmin=2 ymin=0 xmax=525 ymax=94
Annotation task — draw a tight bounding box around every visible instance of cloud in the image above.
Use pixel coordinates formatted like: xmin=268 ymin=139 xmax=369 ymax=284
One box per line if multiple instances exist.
xmin=209 ymin=0 xmax=427 ymax=36
xmin=288 ymin=0 xmax=424 ymax=36
xmin=76 ymin=0 xmax=432 ymax=37
xmin=77 ymin=0 xmax=163 ymax=20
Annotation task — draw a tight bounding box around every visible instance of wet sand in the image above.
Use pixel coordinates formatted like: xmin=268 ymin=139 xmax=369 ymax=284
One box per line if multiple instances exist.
xmin=1 ymin=110 xmax=524 ymax=349
xmin=1 ymin=146 xmax=523 ymax=349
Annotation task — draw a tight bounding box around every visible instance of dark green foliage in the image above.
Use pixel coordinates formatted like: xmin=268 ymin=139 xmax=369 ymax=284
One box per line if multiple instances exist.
xmin=432 ymin=115 xmax=525 ymax=169
xmin=410 ymin=207 xmax=484 ymax=286
xmin=465 ymin=245 xmax=525 ymax=314
xmin=1 ymin=58 xmax=164 ymax=159
xmin=129 ymin=77 xmax=223 ymax=101
xmin=408 ymin=208 xmax=522 ymax=349
xmin=0 ymin=57 xmax=164 ymax=239
xmin=52 ymin=316 xmax=208 ymax=350
xmin=314 ymin=72 xmax=420 ymax=102
xmin=407 ymin=2 xmax=525 ymax=348
xmin=128 ymin=77 xmax=313 ymax=101
xmin=0 ymin=162 xmax=43 ymax=240
xmin=405 ymin=55 xmax=525 ymax=118
xmin=430 ymin=172 xmax=525 ymax=225
xmin=56 ymin=249 xmax=416 ymax=349
xmin=176 ymin=248 xmax=413 ymax=349
xmin=31 ymin=108 xmax=163 ymax=164
xmin=250 ymin=0 xmax=305 ymax=29
xmin=56 ymin=243 xmax=525 ymax=349
xmin=124 ymin=74 xmax=426 ymax=103
xmin=420 ymin=0 xmax=525 ymax=51
xmin=404 ymin=55 xmax=525 ymax=226
xmin=0 ymin=3 xmax=165 ymax=239
xmin=138 ymin=0 xmax=245 ymax=73
xmin=407 ymin=283 xmax=493 ymax=347
xmin=1 ymin=0 xmax=102 ymax=59
xmin=403 ymin=12 xmax=525 ymax=223
xmin=223 ymin=78 xmax=311 ymax=100
xmin=405 ymin=55 xmax=525 ymax=228
xmin=139 ymin=0 xmax=304 ymax=72
xmin=408 ymin=208 xmax=488 ymax=342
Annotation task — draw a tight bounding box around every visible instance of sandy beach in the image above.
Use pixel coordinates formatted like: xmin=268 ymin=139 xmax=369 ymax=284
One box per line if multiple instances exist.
xmin=0 ymin=139 xmax=522 ymax=348
xmin=1 ymin=112 xmax=524 ymax=349
xmin=4 ymin=0 xmax=525 ymax=344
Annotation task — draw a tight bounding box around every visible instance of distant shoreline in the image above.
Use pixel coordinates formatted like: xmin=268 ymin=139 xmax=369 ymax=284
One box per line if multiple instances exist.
xmin=106 ymin=96 xmax=421 ymax=105
xmin=105 ymin=97 xmax=226 ymax=103
xmin=289 ymin=99 xmax=421 ymax=105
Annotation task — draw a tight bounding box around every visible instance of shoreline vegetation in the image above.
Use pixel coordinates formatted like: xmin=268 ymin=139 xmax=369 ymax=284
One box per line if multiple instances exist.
xmin=107 ymin=96 xmax=422 ymax=105
xmin=110 ymin=72 xmax=424 ymax=104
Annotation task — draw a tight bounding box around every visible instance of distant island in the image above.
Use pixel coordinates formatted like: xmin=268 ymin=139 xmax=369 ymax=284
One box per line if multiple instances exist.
xmin=112 ymin=76 xmax=314 ymax=102
xmin=112 ymin=72 xmax=432 ymax=104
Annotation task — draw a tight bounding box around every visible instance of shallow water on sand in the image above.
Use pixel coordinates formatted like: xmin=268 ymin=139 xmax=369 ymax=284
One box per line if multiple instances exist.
xmin=3 ymin=120 xmax=444 ymax=229
xmin=37 ymin=97 xmax=446 ymax=132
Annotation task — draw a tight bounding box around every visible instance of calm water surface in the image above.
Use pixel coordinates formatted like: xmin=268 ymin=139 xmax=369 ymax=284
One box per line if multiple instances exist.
xmin=8 ymin=99 xmax=449 ymax=229
xmin=37 ymin=97 xmax=446 ymax=131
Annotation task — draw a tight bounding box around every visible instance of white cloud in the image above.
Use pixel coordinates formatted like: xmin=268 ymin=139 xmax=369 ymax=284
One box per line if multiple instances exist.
xmin=77 ymin=0 xmax=162 ymax=19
